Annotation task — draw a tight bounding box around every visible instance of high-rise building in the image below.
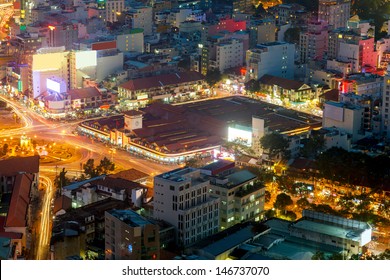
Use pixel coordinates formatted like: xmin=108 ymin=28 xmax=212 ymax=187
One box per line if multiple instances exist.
xmin=249 ymin=19 xmax=276 ymax=48
xmin=318 ymin=0 xmax=351 ymax=29
xmin=105 ymin=209 xmax=160 ymax=260
xmin=154 ymin=168 xmax=220 ymax=246
xmin=299 ymin=20 xmax=328 ymax=63
xmin=246 ymin=42 xmax=295 ymax=81
xmin=106 ymin=0 xmax=125 ymax=23
xmin=116 ymin=29 xmax=144 ymax=53
xmin=125 ymin=6 xmax=153 ymax=36
xmin=382 ymin=69 xmax=390 ymax=138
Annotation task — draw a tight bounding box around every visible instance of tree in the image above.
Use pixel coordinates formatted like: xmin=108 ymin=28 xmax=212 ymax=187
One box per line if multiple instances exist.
xmin=260 ymin=133 xmax=290 ymax=160
xmin=205 ymin=69 xmax=222 ymax=87
xmin=83 ymin=159 xmax=100 ymax=178
xmin=265 ymin=190 xmax=271 ymax=203
xmin=244 ymin=79 xmax=261 ymax=94
xmin=274 ymin=193 xmax=293 ymax=210
xmin=2 ymin=143 xmax=8 ymax=155
xmin=98 ymin=157 xmax=115 ymax=174
xmin=283 ymin=210 xmax=297 ymax=221
xmin=252 ymin=3 xmax=266 ymax=17
xmin=297 ymin=197 xmax=311 ymax=209
xmin=300 ymin=134 xmax=325 ymax=158
xmin=311 ymin=251 xmax=325 ymax=260
xmin=55 ymin=168 xmax=71 ymax=189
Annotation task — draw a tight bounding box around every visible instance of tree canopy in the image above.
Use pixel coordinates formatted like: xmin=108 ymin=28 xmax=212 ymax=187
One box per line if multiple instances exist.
xmin=260 ymin=133 xmax=290 ymax=160
xmin=274 ymin=193 xmax=293 ymax=210
xmin=83 ymin=157 xmax=115 ymax=178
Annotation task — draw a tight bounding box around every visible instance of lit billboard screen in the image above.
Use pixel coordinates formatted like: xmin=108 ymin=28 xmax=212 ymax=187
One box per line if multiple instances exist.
xmin=46 ymin=78 xmax=61 ymax=93
xmin=228 ymin=127 xmax=252 ymax=146
xmin=75 ymin=51 xmax=97 ymax=69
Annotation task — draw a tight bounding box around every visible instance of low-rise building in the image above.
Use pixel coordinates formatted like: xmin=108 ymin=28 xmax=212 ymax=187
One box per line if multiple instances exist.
xmin=105 ymin=209 xmax=160 ymax=260
xmin=118 ymin=71 xmax=205 ymax=109
xmin=259 ymin=74 xmax=314 ymax=102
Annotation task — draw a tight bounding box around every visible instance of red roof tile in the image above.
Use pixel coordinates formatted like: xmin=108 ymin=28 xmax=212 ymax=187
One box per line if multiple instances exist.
xmin=259 ymin=74 xmax=307 ymax=90
xmin=68 ymin=87 xmax=101 ymax=100
xmin=5 ymin=174 xmax=33 ymax=228
xmin=109 ymin=168 xmax=149 ymax=182
xmin=0 ymin=156 xmax=39 ymax=176
xmin=53 ymin=195 xmax=72 ymax=214
xmin=91 ymin=41 xmax=117 ymax=50
xmin=119 ymin=71 xmax=204 ymax=91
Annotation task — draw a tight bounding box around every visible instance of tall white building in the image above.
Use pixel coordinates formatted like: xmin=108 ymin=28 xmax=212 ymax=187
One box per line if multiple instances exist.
xmin=318 ymin=0 xmax=351 ymax=29
xmin=116 ymin=29 xmax=144 ymax=53
xmin=106 ymin=0 xmax=125 ymax=23
xmin=210 ymin=39 xmax=244 ymax=73
xmin=154 ymin=168 xmax=220 ymax=246
xmin=126 ymin=6 xmax=153 ymax=36
xmin=246 ymin=42 xmax=295 ymax=81
xmin=323 ymin=101 xmax=365 ymax=143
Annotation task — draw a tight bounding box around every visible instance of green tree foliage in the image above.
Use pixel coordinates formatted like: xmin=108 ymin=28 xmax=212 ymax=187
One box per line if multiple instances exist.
xmin=205 ymin=69 xmax=222 ymax=87
xmin=99 ymin=157 xmax=115 ymax=174
xmin=244 ymin=79 xmax=261 ymax=94
xmin=260 ymin=133 xmax=290 ymax=160
xmin=316 ymin=148 xmax=390 ymax=189
xmin=265 ymin=190 xmax=271 ymax=203
xmin=311 ymin=251 xmax=325 ymax=260
xmin=274 ymin=193 xmax=293 ymax=210
xmin=284 ymin=210 xmax=297 ymax=221
xmin=252 ymin=3 xmax=266 ymax=17
xmin=83 ymin=159 xmax=98 ymax=178
xmin=55 ymin=168 xmax=71 ymax=188
xmin=297 ymin=197 xmax=311 ymax=209
xmin=300 ymin=134 xmax=325 ymax=158
xmin=84 ymin=157 xmax=115 ymax=178
xmin=2 ymin=143 xmax=8 ymax=155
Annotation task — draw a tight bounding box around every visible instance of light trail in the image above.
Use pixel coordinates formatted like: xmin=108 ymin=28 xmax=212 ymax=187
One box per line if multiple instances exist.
xmin=36 ymin=175 xmax=55 ymax=260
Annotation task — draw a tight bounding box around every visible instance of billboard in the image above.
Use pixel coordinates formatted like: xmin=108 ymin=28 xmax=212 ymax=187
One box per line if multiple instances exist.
xmin=228 ymin=126 xmax=252 ymax=146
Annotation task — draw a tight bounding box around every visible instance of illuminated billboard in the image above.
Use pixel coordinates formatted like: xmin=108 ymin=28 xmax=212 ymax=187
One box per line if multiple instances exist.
xmin=228 ymin=126 xmax=252 ymax=146
xmin=46 ymin=78 xmax=66 ymax=93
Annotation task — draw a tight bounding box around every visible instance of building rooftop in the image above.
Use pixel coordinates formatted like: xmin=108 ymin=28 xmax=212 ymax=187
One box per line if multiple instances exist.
xmin=5 ymin=173 xmax=33 ymax=228
xmin=292 ymin=220 xmax=364 ymax=242
xmin=119 ymin=71 xmax=204 ymax=91
xmin=0 ymin=155 xmax=39 ymax=176
xmin=68 ymin=87 xmax=101 ymax=100
xmin=107 ymin=209 xmax=153 ymax=228
xmin=259 ymin=74 xmax=307 ymax=91
xmin=224 ymin=170 xmax=257 ymax=189
xmin=109 ymin=168 xmax=149 ymax=182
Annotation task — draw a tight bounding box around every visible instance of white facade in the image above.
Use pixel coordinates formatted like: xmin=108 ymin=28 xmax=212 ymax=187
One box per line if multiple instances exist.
xmin=96 ymin=50 xmax=124 ymax=82
xmin=154 ymin=168 xmax=220 ymax=246
xmin=212 ymin=39 xmax=244 ymax=73
xmin=246 ymin=42 xmax=295 ymax=81
xmin=116 ymin=30 xmax=144 ymax=53
xmin=318 ymin=0 xmax=351 ymax=29
xmin=106 ymin=0 xmax=125 ymax=23
xmin=168 ymin=9 xmax=192 ymax=28
xmin=127 ymin=6 xmax=153 ymax=36
xmin=323 ymin=101 xmax=364 ymax=143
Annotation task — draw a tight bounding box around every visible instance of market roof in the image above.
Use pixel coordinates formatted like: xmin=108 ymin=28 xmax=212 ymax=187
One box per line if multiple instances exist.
xmin=119 ymin=71 xmax=204 ymax=91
